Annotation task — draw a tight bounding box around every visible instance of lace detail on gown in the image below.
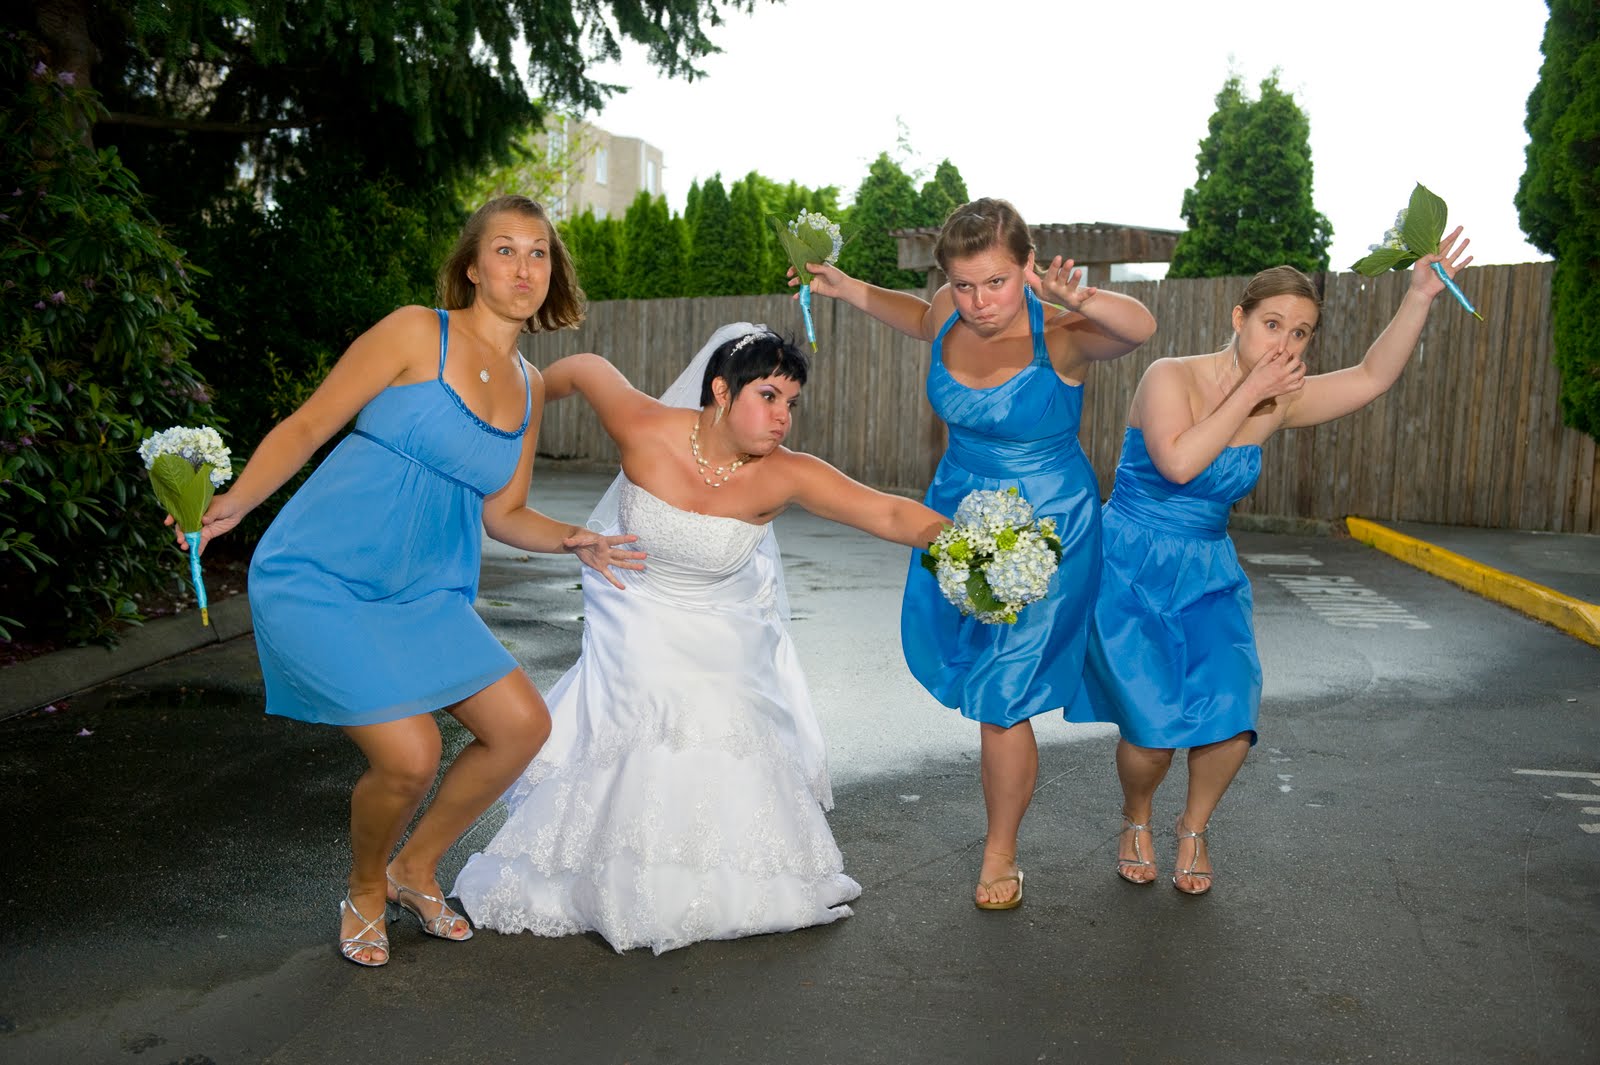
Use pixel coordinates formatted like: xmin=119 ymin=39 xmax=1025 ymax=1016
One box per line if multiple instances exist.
xmin=454 ymin=479 xmax=860 ymax=954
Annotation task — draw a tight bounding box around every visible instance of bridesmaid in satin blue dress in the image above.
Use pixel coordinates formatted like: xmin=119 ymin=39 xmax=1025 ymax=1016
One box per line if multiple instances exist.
xmin=799 ymin=198 xmax=1157 ymax=908
xmin=1086 ymin=231 xmax=1473 ymax=896
xmin=177 ymin=197 xmax=643 ymax=966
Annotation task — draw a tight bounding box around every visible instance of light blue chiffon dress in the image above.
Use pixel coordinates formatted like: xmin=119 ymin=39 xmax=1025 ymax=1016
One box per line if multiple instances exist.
xmin=1084 ymin=427 xmax=1263 ymax=748
xmin=248 ymin=309 xmax=529 ymax=726
xmin=901 ymin=288 xmax=1102 ymax=728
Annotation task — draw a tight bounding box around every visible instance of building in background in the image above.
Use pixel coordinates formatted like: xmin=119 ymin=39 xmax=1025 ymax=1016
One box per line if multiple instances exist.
xmin=544 ymin=117 xmax=665 ymax=221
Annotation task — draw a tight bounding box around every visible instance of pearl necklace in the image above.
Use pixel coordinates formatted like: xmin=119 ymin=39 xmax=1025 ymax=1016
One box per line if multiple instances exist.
xmin=689 ymin=416 xmax=748 ymax=488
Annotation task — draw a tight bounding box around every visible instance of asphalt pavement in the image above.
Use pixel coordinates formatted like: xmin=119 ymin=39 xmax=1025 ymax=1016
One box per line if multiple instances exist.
xmin=2 ymin=469 xmax=1596 ymax=1065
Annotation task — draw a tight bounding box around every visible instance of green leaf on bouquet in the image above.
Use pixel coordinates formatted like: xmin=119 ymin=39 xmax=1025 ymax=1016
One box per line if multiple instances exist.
xmin=149 ymin=453 xmax=215 ymax=532
xmin=921 ymin=551 xmax=940 ymax=575
xmin=1400 ymin=183 xmax=1448 ymax=259
xmin=966 ymin=570 xmax=1003 ymax=614
xmin=1350 ymin=246 xmax=1417 ymax=276
xmin=767 ymin=215 xmax=848 ymax=285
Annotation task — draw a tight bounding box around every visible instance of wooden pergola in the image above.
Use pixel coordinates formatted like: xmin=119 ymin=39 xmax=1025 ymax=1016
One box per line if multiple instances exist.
xmin=892 ymin=222 xmax=1182 ymax=293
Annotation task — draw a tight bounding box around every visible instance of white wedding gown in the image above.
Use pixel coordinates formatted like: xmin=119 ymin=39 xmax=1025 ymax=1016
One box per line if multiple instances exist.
xmin=453 ymin=477 xmax=861 ymax=954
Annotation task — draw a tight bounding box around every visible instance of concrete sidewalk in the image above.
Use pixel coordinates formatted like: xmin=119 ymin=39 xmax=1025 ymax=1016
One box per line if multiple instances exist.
xmin=3 ymin=475 xmax=1597 ymax=718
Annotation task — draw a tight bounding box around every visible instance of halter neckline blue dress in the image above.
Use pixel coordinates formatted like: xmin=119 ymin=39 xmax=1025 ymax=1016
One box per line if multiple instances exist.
xmin=248 ymin=308 xmax=530 ymax=726
xmin=901 ymin=288 xmax=1102 ymax=728
xmin=1084 ymin=426 xmax=1264 ymax=748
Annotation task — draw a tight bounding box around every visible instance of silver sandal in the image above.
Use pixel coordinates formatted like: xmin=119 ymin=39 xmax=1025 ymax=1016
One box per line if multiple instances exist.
xmin=338 ymin=892 xmax=390 ymax=966
xmin=1116 ymin=814 xmax=1157 ymax=885
xmin=387 ymin=875 xmax=474 ymax=940
xmin=1172 ymin=818 xmax=1213 ymax=896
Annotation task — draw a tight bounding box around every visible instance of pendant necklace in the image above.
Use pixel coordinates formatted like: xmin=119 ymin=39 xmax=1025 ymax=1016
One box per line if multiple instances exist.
xmin=689 ymin=415 xmax=748 ymax=488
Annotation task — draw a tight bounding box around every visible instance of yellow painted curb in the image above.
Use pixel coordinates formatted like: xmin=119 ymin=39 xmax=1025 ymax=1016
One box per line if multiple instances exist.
xmin=1345 ymin=516 xmax=1600 ymax=649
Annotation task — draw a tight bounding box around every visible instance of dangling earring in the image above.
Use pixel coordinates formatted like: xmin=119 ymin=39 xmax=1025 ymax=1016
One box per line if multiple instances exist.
xmin=713 ymin=404 xmax=726 ymax=426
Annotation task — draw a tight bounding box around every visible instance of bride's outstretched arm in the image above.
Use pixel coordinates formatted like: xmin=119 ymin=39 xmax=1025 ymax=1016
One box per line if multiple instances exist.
xmin=542 ymin=353 xmax=659 ymax=442
xmin=781 ymin=452 xmax=948 ymax=548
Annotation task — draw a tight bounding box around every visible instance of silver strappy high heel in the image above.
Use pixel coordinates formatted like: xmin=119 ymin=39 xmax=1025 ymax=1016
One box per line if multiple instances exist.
xmin=1116 ymin=814 xmax=1157 ymax=885
xmin=387 ymin=875 xmax=474 ymax=941
xmin=338 ymin=892 xmax=390 ymax=966
xmin=1172 ymin=818 xmax=1213 ymax=896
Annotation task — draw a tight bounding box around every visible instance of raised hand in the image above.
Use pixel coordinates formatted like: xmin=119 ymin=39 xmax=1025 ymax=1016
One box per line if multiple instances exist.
xmin=1411 ymin=225 xmax=1473 ymax=297
xmin=564 ymin=530 xmax=647 ymax=589
xmin=1028 ymin=255 xmax=1097 ymax=311
xmin=787 ymin=262 xmax=852 ymax=301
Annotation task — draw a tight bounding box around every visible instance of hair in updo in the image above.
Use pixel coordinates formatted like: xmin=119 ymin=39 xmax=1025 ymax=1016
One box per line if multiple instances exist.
xmin=700 ymin=330 xmax=809 ymax=406
xmin=1236 ymin=265 xmax=1323 ymax=327
xmin=934 ymin=197 xmax=1034 ymax=272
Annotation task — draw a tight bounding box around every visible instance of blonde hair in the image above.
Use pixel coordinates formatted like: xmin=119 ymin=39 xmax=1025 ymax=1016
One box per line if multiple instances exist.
xmin=1236 ymin=265 xmax=1321 ymax=323
xmin=436 ymin=196 xmax=585 ymax=332
xmin=934 ymin=197 xmax=1034 ymax=272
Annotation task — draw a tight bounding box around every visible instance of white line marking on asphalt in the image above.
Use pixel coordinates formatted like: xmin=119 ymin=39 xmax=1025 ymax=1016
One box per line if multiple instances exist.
xmin=1583 ymin=807 xmax=1600 ymax=815
xmin=1514 ymin=768 xmax=1600 ymax=780
xmin=1267 ymin=573 xmax=1430 ymax=629
xmin=1242 ymin=554 xmax=1322 ymax=567
xmin=1556 ymin=792 xmax=1600 ymax=801
xmin=1581 ymin=825 xmax=1600 ymax=835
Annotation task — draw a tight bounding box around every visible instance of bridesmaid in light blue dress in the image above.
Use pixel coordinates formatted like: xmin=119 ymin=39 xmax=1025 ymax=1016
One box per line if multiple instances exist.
xmin=181 ymin=197 xmax=643 ymax=966
xmin=1086 ymin=233 xmax=1473 ymax=896
xmin=799 ymin=198 xmax=1157 ymax=908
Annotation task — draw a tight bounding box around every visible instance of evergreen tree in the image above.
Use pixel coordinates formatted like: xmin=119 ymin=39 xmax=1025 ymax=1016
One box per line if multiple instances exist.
xmin=684 ymin=179 xmax=703 ymax=235
xmin=688 ymin=174 xmax=742 ymax=296
xmin=728 ymin=172 xmax=774 ymax=294
xmin=621 ymin=193 xmax=685 ymax=300
xmin=1168 ymin=74 xmax=1332 ymax=278
xmin=21 ymin=0 xmax=765 ymax=216
xmin=561 ymin=209 xmax=625 ymax=302
xmin=839 ymin=152 xmax=924 ymax=290
xmin=1516 ymin=0 xmax=1600 ymax=438
xmin=916 ymin=159 xmax=969 ymax=229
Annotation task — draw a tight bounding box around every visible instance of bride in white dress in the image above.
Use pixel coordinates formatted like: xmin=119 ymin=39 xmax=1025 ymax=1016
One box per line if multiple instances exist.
xmin=453 ymin=324 xmax=947 ymax=954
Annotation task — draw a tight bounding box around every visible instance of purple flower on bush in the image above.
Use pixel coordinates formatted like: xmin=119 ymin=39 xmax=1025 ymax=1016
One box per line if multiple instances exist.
xmin=33 ymin=61 xmax=46 ymax=78
xmin=49 ymin=290 xmax=65 ymax=304
xmin=34 ymin=300 xmax=45 ymax=309
xmin=10 ymin=188 xmax=20 ymax=197
xmin=19 ymin=437 xmax=33 ymax=447
xmin=59 ymin=72 xmax=75 ymax=86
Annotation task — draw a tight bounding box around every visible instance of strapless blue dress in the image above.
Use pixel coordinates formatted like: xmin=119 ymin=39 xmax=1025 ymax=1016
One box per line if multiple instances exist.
xmin=1084 ymin=426 xmax=1263 ymax=748
xmin=248 ymin=309 xmax=529 ymax=726
xmin=901 ymin=288 xmax=1102 ymax=728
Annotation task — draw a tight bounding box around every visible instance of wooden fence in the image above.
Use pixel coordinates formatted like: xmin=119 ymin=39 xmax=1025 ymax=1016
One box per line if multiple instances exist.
xmin=520 ymin=262 xmax=1598 ymax=533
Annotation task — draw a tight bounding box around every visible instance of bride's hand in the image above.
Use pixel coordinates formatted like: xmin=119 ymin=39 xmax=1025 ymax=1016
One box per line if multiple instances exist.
xmin=564 ymin=530 xmax=647 ymax=589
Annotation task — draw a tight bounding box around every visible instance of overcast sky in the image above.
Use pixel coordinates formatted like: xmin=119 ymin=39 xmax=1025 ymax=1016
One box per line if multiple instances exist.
xmin=568 ymin=0 xmax=1551 ymax=274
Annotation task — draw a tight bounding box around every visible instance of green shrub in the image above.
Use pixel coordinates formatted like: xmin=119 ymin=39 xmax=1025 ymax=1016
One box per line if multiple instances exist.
xmin=178 ymin=167 xmax=446 ymax=541
xmin=0 ymin=36 xmax=218 ymax=643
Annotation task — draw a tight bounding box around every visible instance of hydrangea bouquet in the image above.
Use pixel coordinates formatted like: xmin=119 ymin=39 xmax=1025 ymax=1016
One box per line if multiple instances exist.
xmin=921 ymin=487 xmax=1063 ymax=624
xmin=138 ymin=426 xmax=233 ymax=625
xmin=769 ymin=209 xmax=849 ymax=351
xmin=1350 ymin=183 xmax=1482 ymax=321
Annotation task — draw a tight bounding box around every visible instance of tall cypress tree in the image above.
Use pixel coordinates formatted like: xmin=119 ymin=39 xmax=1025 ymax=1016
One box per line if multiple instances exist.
xmin=1168 ymin=74 xmax=1332 ymax=278
xmin=839 ymin=152 xmax=924 ymax=290
xmin=916 ymin=159 xmax=969 ymax=229
xmin=1516 ymin=0 xmax=1600 ymax=438
xmin=728 ymin=172 xmax=773 ymax=294
xmin=621 ymin=192 xmax=685 ymax=300
xmin=688 ymin=174 xmax=741 ymax=296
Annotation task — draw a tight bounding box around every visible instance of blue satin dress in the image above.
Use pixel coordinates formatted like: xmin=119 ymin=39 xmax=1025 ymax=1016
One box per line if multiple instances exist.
xmin=901 ymin=288 xmax=1102 ymax=728
xmin=248 ymin=309 xmax=528 ymax=726
xmin=1084 ymin=427 xmax=1264 ymax=748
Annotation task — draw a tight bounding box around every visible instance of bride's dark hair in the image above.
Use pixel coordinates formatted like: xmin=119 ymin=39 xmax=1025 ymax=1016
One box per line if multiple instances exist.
xmin=699 ymin=330 xmax=809 ymax=406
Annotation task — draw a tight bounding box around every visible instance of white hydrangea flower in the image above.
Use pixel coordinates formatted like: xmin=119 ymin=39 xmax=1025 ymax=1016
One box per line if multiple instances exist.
xmin=138 ymin=425 xmax=233 ymax=486
xmin=923 ymin=487 xmax=1061 ymax=625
